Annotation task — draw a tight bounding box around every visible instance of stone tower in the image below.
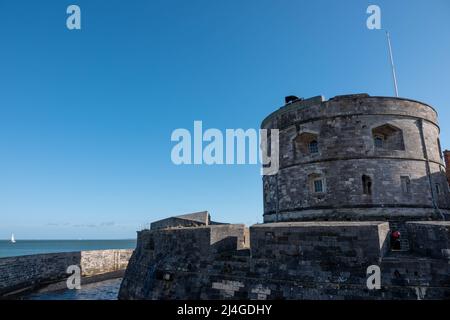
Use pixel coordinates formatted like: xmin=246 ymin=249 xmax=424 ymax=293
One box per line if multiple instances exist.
xmin=444 ymin=150 xmax=450 ymax=187
xmin=261 ymin=94 xmax=450 ymax=222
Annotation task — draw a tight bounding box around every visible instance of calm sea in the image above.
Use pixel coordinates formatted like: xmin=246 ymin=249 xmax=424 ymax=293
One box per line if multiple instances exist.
xmin=0 ymin=240 xmax=136 ymax=258
xmin=26 ymin=278 xmax=123 ymax=300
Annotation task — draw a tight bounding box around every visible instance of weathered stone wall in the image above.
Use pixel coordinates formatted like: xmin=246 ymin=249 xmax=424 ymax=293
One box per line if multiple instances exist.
xmin=118 ymin=221 xmax=450 ymax=300
xmin=444 ymin=150 xmax=450 ymax=186
xmin=261 ymin=94 xmax=450 ymax=222
xmin=119 ymin=225 xmax=248 ymax=299
xmin=406 ymin=221 xmax=450 ymax=259
xmin=0 ymin=249 xmax=133 ymax=297
xmin=81 ymin=250 xmax=133 ymax=276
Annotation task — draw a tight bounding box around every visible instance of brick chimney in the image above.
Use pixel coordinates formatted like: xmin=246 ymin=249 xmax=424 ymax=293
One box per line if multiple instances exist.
xmin=444 ymin=150 xmax=450 ymax=186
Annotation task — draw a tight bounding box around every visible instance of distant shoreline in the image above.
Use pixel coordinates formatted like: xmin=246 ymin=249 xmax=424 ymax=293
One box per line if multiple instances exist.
xmin=0 ymin=239 xmax=136 ymax=241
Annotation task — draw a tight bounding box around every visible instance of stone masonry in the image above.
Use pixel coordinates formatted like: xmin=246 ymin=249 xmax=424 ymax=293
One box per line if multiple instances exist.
xmin=119 ymin=94 xmax=450 ymax=300
xmin=119 ymin=218 xmax=450 ymax=299
xmin=262 ymin=94 xmax=450 ymax=222
xmin=0 ymin=249 xmax=133 ymax=297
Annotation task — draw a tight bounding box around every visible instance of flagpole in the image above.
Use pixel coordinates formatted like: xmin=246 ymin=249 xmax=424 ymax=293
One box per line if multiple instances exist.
xmin=386 ymin=31 xmax=399 ymax=97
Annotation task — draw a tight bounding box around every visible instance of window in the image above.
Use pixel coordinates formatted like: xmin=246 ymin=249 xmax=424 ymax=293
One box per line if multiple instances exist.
xmin=362 ymin=175 xmax=372 ymax=195
xmin=309 ymin=140 xmax=319 ymax=154
xmin=294 ymin=132 xmax=319 ymax=156
xmin=436 ymin=183 xmax=441 ymax=195
xmin=372 ymin=124 xmax=405 ymax=151
xmin=401 ymin=176 xmax=411 ymax=194
xmin=308 ymin=173 xmax=325 ymax=194
xmin=374 ymin=136 xmax=384 ymax=148
xmin=314 ymin=179 xmax=323 ymax=193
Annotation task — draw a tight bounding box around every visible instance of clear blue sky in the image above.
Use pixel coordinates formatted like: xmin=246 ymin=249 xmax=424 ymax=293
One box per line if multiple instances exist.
xmin=0 ymin=0 xmax=449 ymax=239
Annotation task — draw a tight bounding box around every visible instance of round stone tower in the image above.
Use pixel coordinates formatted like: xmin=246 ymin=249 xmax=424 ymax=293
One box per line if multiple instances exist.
xmin=261 ymin=94 xmax=450 ymax=222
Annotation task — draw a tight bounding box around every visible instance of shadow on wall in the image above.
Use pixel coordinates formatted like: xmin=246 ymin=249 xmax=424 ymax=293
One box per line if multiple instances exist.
xmin=412 ymin=171 xmax=450 ymax=217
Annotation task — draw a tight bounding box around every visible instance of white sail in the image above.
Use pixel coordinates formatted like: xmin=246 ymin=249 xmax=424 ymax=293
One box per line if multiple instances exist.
xmin=11 ymin=233 xmax=16 ymax=243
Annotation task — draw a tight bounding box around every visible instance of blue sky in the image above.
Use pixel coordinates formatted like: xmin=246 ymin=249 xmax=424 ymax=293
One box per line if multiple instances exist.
xmin=0 ymin=0 xmax=449 ymax=239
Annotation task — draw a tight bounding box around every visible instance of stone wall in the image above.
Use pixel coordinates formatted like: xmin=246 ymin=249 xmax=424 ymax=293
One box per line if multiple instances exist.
xmin=406 ymin=221 xmax=450 ymax=259
xmin=119 ymin=225 xmax=248 ymax=299
xmin=261 ymin=94 xmax=450 ymax=222
xmin=81 ymin=250 xmax=133 ymax=276
xmin=118 ymin=221 xmax=450 ymax=300
xmin=0 ymin=249 xmax=133 ymax=297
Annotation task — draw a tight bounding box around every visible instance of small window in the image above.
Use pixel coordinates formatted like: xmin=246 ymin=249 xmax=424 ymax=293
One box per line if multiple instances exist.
xmin=314 ymin=179 xmax=324 ymax=193
xmin=401 ymin=176 xmax=411 ymax=194
xmin=308 ymin=173 xmax=325 ymax=194
xmin=309 ymin=140 xmax=319 ymax=154
xmin=374 ymin=136 xmax=384 ymax=148
xmin=362 ymin=175 xmax=372 ymax=195
xmin=436 ymin=184 xmax=441 ymax=195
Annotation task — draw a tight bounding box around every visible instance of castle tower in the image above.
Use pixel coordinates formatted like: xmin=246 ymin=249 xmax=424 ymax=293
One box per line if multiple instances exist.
xmin=261 ymin=94 xmax=450 ymax=222
xmin=444 ymin=150 xmax=450 ymax=187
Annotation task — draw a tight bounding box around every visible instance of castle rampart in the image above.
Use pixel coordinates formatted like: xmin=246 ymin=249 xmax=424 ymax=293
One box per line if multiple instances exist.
xmin=119 ymin=220 xmax=450 ymax=300
xmin=0 ymin=249 xmax=133 ymax=297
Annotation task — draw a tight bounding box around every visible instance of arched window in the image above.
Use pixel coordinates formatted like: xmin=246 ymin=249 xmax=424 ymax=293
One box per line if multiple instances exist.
xmin=372 ymin=124 xmax=405 ymax=151
xmin=309 ymin=140 xmax=319 ymax=154
xmin=362 ymin=175 xmax=372 ymax=195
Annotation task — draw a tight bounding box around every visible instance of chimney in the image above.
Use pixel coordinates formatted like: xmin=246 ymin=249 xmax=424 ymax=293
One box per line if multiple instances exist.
xmin=444 ymin=150 xmax=450 ymax=186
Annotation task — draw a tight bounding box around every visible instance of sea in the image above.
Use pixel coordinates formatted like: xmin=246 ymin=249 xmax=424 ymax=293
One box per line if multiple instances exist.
xmin=0 ymin=239 xmax=136 ymax=258
xmin=25 ymin=278 xmax=124 ymax=300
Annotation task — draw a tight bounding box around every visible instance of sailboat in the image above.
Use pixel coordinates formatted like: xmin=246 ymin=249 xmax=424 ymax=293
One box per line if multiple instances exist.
xmin=11 ymin=233 xmax=16 ymax=243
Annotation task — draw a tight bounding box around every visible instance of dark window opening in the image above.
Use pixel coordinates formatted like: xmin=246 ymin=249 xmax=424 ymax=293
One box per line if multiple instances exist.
xmin=309 ymin=140 xmax=319 ymax=154
xmin=438 ymin=138 xmax=443 ymax=159
xmin=401 ymin=176 xmax=411 ymax=194
xmin=436 ymin=183 xmax=441 ymax=195
xmin=362 ymin=175 xmax=372 ymax=195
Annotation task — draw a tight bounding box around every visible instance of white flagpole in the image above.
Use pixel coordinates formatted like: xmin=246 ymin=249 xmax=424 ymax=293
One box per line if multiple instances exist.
xmin=386 ymin=31 xmax=399 ymax=97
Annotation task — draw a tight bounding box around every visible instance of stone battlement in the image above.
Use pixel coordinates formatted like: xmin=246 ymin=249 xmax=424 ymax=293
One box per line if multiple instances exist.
xmin=119 ymin=215 xmax=450 ymax=300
